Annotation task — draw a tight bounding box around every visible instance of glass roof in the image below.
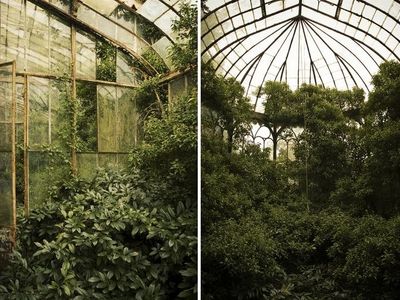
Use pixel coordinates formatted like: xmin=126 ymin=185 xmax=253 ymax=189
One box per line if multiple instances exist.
xmin=201 ymin=0 xmax=400 ymax=112
xmin=82 ymin=0 xmax=193 ymax=42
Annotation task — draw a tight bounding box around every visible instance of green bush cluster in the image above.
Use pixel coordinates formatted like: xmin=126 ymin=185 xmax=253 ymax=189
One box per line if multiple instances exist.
xmin=0 ymin=90 xmax=197 ymax=300
xmin=202 ymin=61 xmax=400 ymax=299
xmin=0 ymin=170 xmax=196 ymax=300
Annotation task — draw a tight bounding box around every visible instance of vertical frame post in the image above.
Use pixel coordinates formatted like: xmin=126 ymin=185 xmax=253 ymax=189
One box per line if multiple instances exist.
xmin=11 ymin=61 xmax=17 ymax=246
xmin=24 ymin=75 xmax=29 ymax=217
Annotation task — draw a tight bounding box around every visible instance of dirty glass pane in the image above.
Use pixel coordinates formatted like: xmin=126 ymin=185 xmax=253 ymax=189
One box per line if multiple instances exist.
xmin=98 ymin=154 xmax=129 ymax=171
xmin=116 ymin=51 xmax=138 ymax=85
xmin=98 ymin=85 xmax=117 ymax=152
xmin=0 ymin=152 xmax=12 ymax=226
xmin=29 ymin=77 xmax=49 ymax=149
xmin=50 ymin=79 xmax=69 ymax=150
xmin=110 ymin=5 xmax=136 ymax=32
xmin=80 ymin=0 xmax=118 ymax=16
xmin=49 ymin=15 xmax=71 ymax=75
xmin=0 ymin=0 xmax=25 ymax=71
xmin=26 ymin=2 xmax=50 ymax=73
xmin=77 ymin=81 xmax=97 ymax=152
xmin=116 ymin=26 xmax=136 ymax=51
xmin=117 ymin=87 xmax=137 ymax=151
xmin=169 ymin=75 xmax=186 ymax=102
xmin=0 ymin=64 xmax=13 ymax=227
xmin=77 ymin=153 xmax=97 ymax=180
xmin=28 ymin=151 xmax=49 ymax=207
xmin=152 ymin=37 xmax=173 ymax=68
xmin=76 ymin=31 xmax=96 ymax=80
xmin=98 ymin=153 xmax=117 ymax=170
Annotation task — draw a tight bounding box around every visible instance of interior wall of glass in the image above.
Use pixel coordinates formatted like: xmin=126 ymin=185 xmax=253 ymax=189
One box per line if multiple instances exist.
xmin=0 ymin=64 xmax=14 ymax=227
xmin=0 ymin=0 xmax=152 ymax=209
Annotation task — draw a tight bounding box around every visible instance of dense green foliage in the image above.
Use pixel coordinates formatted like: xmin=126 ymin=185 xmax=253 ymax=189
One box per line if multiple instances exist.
xmin=0 ymin=93 xmax=197 ymax=299
xmin=202 ymin=61 xmax=400 ymax=299
xmin=170 ymin=2 xmax=198 ymax=71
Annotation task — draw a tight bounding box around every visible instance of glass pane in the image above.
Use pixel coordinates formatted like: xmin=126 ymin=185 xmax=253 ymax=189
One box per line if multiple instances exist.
xmin=49 ymin=15 xmax=71 ymax=75
xmin=0 ymin=64 xmax=13 ymax=227
xmin=0 ymin=152 xmax=12 ymax=226
xmin=0 ymin=0 xmax=25 ymax=71
xmin=29 ymin=77 xmax=49 ymax=149
xmin=169 ymin=75 xmax=186 ymax=102
xmin=98 ymin=153 xmax=128 ymax=170
xmin=28 ymin=151 xmax=49 ymax=207
xmin=77 ymin=153 xmax=97 ymax=180
xmin=116 ymin=51 xmax=138 ymax=85
xmin=117 ymin=88 xmax=137 ymax=151
xmin=50 ymin=79 xmax=69 ymax=150
xmin=76 ymin=31 xmax=96 ymax=80
xmin=98 ymin=153 xmax=117 ymax=169
xmin=77 ymin=81 xmax=97 ymax=152
xmin=26 ymin=2 xmax=50 ymax=73
xmin=97 ymin=85 xmax=117 ymax=152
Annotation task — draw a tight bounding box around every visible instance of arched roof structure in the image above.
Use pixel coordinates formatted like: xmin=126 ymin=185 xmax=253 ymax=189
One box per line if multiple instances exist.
xmin=202 ymin=0 xmax=400 ymax=112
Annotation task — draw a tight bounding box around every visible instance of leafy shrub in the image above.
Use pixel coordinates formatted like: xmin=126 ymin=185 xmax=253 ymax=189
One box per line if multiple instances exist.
xmin=0 ymin=170 xmax=196 ymax=300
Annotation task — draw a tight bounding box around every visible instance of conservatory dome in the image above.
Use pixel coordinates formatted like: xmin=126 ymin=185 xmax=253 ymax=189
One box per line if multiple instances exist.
xmin=202 ymin=0 xmax=400 ymax=112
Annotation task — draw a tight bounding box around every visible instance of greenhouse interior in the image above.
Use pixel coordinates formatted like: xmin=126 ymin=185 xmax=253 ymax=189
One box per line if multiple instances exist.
xmin=0 ymin=0 xmax=197 ymax=298
xmin=202 ymin=0 xmax=400 ymax=299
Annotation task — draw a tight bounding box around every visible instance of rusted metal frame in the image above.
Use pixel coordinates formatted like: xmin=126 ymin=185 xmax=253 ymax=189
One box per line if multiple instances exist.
xmin=204 ymin=16 xmax=296 ymax=65
xmin=15 ymin=71 xmax=138 ymax=88
xmin=158 ymin=67 xmax=193 ymax=84
xmin=249 ymin=21 xmax=298 ymax=107
xmin=301 ymin=20 xmax=337 ymax=88
xmin=203 ymin=0 xmax=283 ymax=19
xmin=202 ymin=4 xmax=298 ymax=54
xmin=304 ymin=17 xmax=384 ymax=65
xmin=28 ymin=0 xmax=158 ymax=76
xmin=305 ymin=20 xmax=369 ymax=92
xmin=302 ymin=3 xmax=400 ymax=60
xmin=71 ymin=1 xmax=78 ymax=175
xmin=23 ymin=75 xmax=29 ymax=217
xmin=224 ymin=18 xmax=294 ymax=79
xmin=78 ymin=0 xmax=173 ymax=45
xmin=11 ymin=61 xmax=17 ymax=246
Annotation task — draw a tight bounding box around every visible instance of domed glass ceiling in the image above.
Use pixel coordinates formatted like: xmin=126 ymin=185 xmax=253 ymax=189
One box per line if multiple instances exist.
xmin=201 ymin=0 xmax=400 ymax=112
